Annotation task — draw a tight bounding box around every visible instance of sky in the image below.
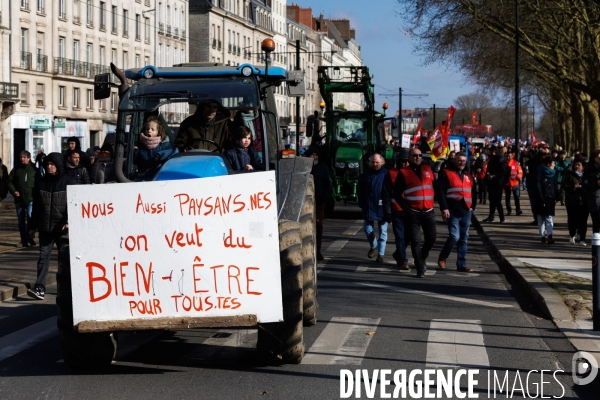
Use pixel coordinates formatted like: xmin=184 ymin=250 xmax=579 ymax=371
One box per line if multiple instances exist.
xmin=295 ymin=0 xmax=481 ymax=111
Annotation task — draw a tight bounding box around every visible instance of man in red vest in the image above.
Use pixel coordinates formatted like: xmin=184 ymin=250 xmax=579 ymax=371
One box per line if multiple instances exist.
xmin=393 ymin=148 xmax=446 ymax=278
xmin=504 ymin=149 xmax=523 ymax=216
xmin=437 ymin=152 xmax=477 ymax=272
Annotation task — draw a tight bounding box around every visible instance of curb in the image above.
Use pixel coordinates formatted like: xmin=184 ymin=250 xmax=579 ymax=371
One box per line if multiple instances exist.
xmin=472 ymin=214 xmax=600 ymax=362
xmin=0 ymin=271 xmax=56 ymax=302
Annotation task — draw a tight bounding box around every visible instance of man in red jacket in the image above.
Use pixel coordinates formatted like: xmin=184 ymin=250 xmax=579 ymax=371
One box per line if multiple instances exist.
xmin=504 ymin=149 xmax=523 ymax=216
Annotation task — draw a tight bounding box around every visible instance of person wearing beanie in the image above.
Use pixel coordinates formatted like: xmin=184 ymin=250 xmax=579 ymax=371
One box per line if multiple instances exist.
xmin=8 ymin=150 xmax=37 ymax=247
xmin=27 ymin=153 xmax=73 ymax=300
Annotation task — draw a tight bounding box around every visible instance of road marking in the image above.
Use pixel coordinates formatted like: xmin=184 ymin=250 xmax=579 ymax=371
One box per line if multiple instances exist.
xmin=0 ymin=317 xmax=57 ymax=362
xmin=343 ymin=226 xmax=362 ymax=236
xmin=357 ymin=283 xmax=513 ymax=308
xmin=426 ymin=319 xmax=490 ymax=369
xmin=0 ymin=301 xmax=29 ymax=308
xmin=324 ymin=239 xmax=348 ymax=254
xmin=446 ymin=272 xmax=480 ymax=277
xmin=303 ymin=317 xmax=380 ymax=365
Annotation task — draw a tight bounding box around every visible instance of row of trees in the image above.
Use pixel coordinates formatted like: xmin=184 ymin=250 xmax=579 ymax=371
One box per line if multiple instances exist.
xmin=396 ymin=0 xmax=600 ymax=154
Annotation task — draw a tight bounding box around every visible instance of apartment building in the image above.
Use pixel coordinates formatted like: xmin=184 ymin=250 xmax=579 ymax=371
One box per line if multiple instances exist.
xmin=0 ymin=0 xmax=188 ymax=168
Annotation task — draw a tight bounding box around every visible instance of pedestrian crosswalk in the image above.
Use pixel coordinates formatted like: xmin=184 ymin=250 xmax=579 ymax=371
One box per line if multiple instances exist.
xmin=0 ymin=314 xmax=497 ymax=368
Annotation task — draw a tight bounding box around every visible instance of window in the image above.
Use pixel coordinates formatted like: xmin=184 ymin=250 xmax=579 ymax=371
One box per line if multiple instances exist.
xmin=58 ymin=0 xmax=65 ymax=18
xmin=123 ymin=9 xmax=128 ymax=36
xmin=99 ymin=97 xmax=105 ymax=110
xmin=181 ymin=49 xmax=184 ymax=64
xmin=87 ymin=0 xmax=92 ymax=25
xmin=122 ymin=51 xmax=128 ymax=70
xmin=86 ymin=43 xmax=92 ymax=77
xmin=58 ymin=37 xmax=65 ymax=58
xmin=111 ymin=6 xmax=117 ymax=33
xmin=73 ymin=87 xmax=79 ymax=108
xmin=58 ymin=86 xmax=65 ymax=106
xmin=144 ymin=18 xmax=150 ymax=41
xmin=99 ymin=45 xmax=105 ymax=66
xmin=20 ymin=82 xmax=28 ymax=104
xmin=87 ymin=89 xmax=93 ymax=109
xmin=32 ymin=130 xmax=44 ymax=157
xmin=100 ymin=2 xmax=105 ymax=29
xmin=135 ymin=55 xmax=139 ymax=68
xmin=158 ymin=44 xmax=162 ymax=67
xmin=135 ymin=14 xmax=140 ymax=39
xmin=73 ymin=40 xmax=79 ymax=63
xmin=144 ymin=56 xmax=149 ymax=66
xmin=37 ymin=0 xmax=44 ymax=14
xmin=73 ymin=0 xmax=80 ymax=23
xmin=36 ymin=32 xmax=44 ymax=71
xmin=20 ymin=0 xmax=28 ymax=9
xmin=111 ymin=48 xmax=116 ymax=65
xmin=36 ymin=83 xmax=44 ymax=106
xmin=110 ymin=92 xmax=116 ymax=111
xmin=166 ymin=46 xmax=170 ymax=67
xmin=158 ymin=2 xmax=163 ymax=23
xmin=21 ymin=28 xmax=28 ymax=52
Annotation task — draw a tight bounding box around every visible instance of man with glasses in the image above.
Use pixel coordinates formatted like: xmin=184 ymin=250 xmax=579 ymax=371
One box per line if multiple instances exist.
xmin=175 ymin=100 xmax=230 ymax=151
xmin=393 ymin=148 xmax=446 ymax=278
xmin=437 ymin=152 xmax=477 ymax=272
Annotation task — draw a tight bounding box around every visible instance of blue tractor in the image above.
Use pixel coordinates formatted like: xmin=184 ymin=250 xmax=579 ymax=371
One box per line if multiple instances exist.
xmin=56 ymin=40 xmax=318 ymax=366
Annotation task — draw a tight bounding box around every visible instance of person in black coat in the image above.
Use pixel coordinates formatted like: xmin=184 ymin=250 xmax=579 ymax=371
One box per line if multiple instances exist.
xmin=562 ymin=160 xmax=588 ymax=245
xmin=304 ymin=146 xmax=333 ymax=260
xmin=28 ymin=153 xmax=73 ymax=300
xmin=482 ymin=146 xmax=508 ymax=222
xmin=583 ymin=149 xmax=600 ymax=234
xmin=534 ymin=155 xmax=558 ymax=244
xmin=224 ymin=126 xmax=258 ymax=171
xmin=0 ymin=157 xmax=8 ymax=201
xmin=64 ymin=150 xmax=91 ymax=185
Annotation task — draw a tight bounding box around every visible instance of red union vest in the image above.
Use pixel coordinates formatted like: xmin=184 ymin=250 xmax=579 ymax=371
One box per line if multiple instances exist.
xmin=388 ymin=168 xmax=403 ymax=212
xmin=505 ymin=159 xmax=522 ymax=187
xmin=400 ymin=164 xmax=435 ymax=210
xmin=444 ymin=169 xmax=473 ymax=208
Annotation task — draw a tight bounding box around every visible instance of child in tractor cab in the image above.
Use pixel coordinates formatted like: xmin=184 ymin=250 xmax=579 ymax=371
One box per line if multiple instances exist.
xmin=134 ymin=116 xmax=178 ymax=174
xmin=225 ymin=126 xmax=258 ymax=172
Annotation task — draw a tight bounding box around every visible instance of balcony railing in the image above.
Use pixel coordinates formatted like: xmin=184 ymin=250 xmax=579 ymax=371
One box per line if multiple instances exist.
xmin=158 ymin=22 xmax=164 ymax=34
xmin=53 ymin=57 xmax=110 ymax=78
xmin=73 ymin=16 xmax=80 ymax=24
xmin=145 ymin=0 xmax=150 ymax=5
xmin=174 ymin=27 xmax=179 ymax=38
xmin=237 ymin=47 xmax=241 ymax=56
xmin=100 ymin=22 xmax=106 ymax=30
xmin=212 ymin=38 xmax=216 ymax=48
xmin=228 ymin=44 xmax=232 ymax=53
xmin=20 ymin=52 xmax=32 ymax=70
xmin=166 ymin=25 xmax=171 ymax=35
xmin=181 ymin=29 xmax=185 ymax=38
xmin=36 ymin=54 xmax=47 ymax=72
xmin=0 ymin=82 xmax=19 ymax=99
xmin=218 ymin=40 xmax=221 ymax=49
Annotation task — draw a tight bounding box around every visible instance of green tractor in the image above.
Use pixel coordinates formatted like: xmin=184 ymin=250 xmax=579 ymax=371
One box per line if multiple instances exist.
xmin=314 ymin=66 xmax=387 ymax=212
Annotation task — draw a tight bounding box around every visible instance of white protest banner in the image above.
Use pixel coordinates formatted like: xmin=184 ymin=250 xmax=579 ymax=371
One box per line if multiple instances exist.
xmin=402 ymin=134 xmax=411 ymax=148
xmin=449 ymin=139 xmax=461 ymax=153
xmin=67 ymin=171 xmax=282 ymax=325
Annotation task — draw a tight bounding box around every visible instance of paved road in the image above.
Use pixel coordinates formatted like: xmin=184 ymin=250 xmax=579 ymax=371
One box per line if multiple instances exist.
xmin=0 ymin=203 xmax=597 ymax=399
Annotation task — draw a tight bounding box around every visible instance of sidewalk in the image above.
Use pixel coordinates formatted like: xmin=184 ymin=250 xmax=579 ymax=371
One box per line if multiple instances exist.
xmin=0 ymin=196 xmax=58 ymax=301
xmin=472 ymin=187 xmax=600 ymax=364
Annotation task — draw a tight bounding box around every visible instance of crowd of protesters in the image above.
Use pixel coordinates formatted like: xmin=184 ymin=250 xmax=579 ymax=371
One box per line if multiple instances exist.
xmin=0 ymin=137 xmax=111 ymax=300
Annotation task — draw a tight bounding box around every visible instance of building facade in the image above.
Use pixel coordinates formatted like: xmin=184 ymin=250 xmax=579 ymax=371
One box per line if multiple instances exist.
xmin=0 ymin=0 xmax=188 ymax=168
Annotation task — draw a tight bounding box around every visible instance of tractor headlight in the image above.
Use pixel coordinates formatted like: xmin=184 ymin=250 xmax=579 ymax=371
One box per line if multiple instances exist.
xmin=143 ymin=68 xmax=155 ymax=79
xmin=241 ymin=66 xmax=253 ymax=77
xmin=335 ymin=162 xmax=346 ymax=168
xmin=347 ymin=162 xmax=360 ymax=168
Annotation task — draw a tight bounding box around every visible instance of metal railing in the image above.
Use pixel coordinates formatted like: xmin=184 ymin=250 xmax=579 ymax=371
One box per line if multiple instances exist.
xmin=166 ymin=25 xmax=171 ymax=35
xmin=53 ymin=57 xmax=110 ymax=78
xmin=237 ymin=47 xmax=241 ymax=56
xmin=0 ymin=82 xmax=19 ymax=99
xmin=158 ymin=22 xmax=164 ymax=34
xmin=36 ymin=54 xmax=47 ymax=72
xmin=174 ymin=27 xmax=179 ymax=38
xmin=212 ymin=38 xmax=216 ymax=48
xmin=100 ymin=22 xmax=105 ymax=30
xmin=181 ymin=29 xmax=185 ymax=38
xmin=145 ymin=0 xmax=150 ymax=5
xmin=228 ymin=43 xmax=232 ymax=53
xmin=218 ymin=40 xmax=221 ymax=49
xmin=73 ymin=16 xmax=80 ymax=24
xmin=20 ymin=52 xmax=32 ymax=70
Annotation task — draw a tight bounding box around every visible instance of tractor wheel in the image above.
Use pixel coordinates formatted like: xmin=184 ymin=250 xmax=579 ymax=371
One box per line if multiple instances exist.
xmin=257 ymin=220 xmax=304 ymax=364
xmin=56 ymin=244 xmax=116 ymax=368
xmin=300 ymin=176 xmax=318 ymax=326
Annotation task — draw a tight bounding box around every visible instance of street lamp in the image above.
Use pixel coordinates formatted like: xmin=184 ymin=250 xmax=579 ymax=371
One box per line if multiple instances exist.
xmin=514 ymin=0 xmax=521 ymax=155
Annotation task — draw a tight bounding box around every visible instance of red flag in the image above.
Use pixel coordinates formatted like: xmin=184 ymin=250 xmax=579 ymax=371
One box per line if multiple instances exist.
xmin=471 ymin=109 xmax=477 ymax=125
xmin=442 ymin=106 xmax=456 ymax=145
xmin=413 ymin=113 xmax=424 ymax=144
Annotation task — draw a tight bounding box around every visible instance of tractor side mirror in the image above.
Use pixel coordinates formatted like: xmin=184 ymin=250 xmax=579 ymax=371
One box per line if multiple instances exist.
xmin=94 ymin=73 xmax=111 ymax=100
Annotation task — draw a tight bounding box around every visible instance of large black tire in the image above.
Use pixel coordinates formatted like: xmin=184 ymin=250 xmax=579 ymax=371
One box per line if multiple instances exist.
xmin=257 ymin=220 xmax=304 ymax=364
xmin=56 ymin=243 xmax=116 ymax=368
xmin=300 ymin=176 xmax=318 ymax=326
